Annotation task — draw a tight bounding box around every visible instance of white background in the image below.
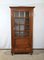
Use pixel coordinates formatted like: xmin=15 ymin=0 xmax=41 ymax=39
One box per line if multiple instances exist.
xmin=0 ymin=0 xmax=44 ymax=49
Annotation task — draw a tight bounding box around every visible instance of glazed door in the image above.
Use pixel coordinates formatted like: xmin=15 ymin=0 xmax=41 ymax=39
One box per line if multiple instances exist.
xmin=13 ymin=11 xmax=32 ymax=53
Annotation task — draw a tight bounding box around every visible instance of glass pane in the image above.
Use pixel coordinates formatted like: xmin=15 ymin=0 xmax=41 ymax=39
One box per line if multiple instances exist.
xmin=15 ymin=25 xmax=19 ymax=30
xmin=15 ymin=18 xmax=19 ymax=24
xmin=20 ymin=12 xmax=24 ymax=17
xmin=15 ymin=32 xmax=19 ymax=37
xmin=20 ymin=25 xmax=24 ymax=30
xmin=15 ymin=12 xmax=19 ymax=17
xmin=25 ymin=25 xmax=29 ymax=30
xmin=25 ymin=12 xmax=29 ymax=17
xmin=25 ymin=31 xmax=29 ymax=36
xmin=19 ymin=18 xmax=25 ymax=24
xmin=25 ymin=18 xmax=29 ymax=24
xmin=20 ymin=32 xmax=24 ymax=37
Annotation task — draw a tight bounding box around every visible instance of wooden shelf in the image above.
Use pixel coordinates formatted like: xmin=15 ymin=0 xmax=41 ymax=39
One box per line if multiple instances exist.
xmin=14 ymin=30 xmax=30 ymax=32
xmin=14 ymin=36 xmax=30 ymax=39
xmin=15 ymin=24 xmax=29 ymax=25
xmin=14 ymin=17 xmax=29 ymax=19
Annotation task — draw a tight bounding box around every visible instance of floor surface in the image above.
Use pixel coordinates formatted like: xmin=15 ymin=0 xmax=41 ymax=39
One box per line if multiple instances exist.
xmin=0 ymin=50 xmax=44 ymax=60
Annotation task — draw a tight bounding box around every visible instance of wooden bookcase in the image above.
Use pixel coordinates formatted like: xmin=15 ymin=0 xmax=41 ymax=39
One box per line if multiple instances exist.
xmin=10 ymin=6 xmax=35 ymax=55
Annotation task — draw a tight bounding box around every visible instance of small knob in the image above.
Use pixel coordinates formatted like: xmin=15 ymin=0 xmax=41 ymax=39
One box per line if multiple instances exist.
xmin=13 ymin=27 xmax=15 ymax=30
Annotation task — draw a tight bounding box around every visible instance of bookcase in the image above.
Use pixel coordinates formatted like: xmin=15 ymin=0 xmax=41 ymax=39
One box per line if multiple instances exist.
xmin=10 ymin=6 xmax=34 ymax=55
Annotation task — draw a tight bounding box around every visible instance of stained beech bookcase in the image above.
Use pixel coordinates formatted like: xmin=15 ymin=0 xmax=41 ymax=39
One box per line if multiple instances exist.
xmin=10 ymin=6 xmax=35 ymax=55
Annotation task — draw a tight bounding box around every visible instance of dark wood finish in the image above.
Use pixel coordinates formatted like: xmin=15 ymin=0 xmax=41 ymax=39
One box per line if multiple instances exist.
xmin=10 ymin=6 xmax=34 ymax=55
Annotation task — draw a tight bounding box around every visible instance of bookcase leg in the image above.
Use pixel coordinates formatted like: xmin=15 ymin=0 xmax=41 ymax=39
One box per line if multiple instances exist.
xmin=30 ymin=51 xmax=33 ymax=55
xmin=30 ymin=53 xmax=33 ymax=55
xmin=11 ymin=51 xmax=13 ymax=55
